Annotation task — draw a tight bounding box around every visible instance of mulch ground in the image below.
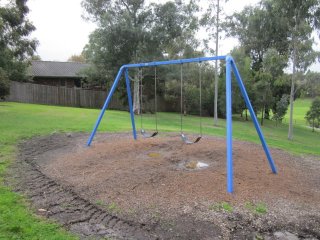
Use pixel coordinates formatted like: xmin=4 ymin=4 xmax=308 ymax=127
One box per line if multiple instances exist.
xmin=11 ymin=132 xmax=320 ymax=240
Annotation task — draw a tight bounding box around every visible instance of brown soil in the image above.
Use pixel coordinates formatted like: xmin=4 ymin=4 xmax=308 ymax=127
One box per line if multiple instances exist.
xmin=12 ymin=132 xmax=320 ymax=240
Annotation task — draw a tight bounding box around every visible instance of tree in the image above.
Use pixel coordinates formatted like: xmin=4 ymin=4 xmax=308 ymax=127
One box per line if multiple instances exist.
xmin=213 ymin=0 xmax=219 ymax=125
xmin=227 ymin=3 xmax=289 ymax=71
xmin=216 ymin=47 xmax=255 ymax=119
xmin=0 ymin=68 xmax=10 ymax=99
xmin=270 ymin=0 xmax=320 ymax=140
xmin=303 ymin=71 xmax=320 ymax=98
xmin=30 ymin=55 xmax=41 ymax=61
xmin=226 ymin=3 xmax=289 ymax=122
xmin=305 ymin=97 xmax=320 ymax=131
xmin=262 ymin=48 xmax=287 ymax=81
xmin=270 ymin=73 xmax=291 ymax=117
xmin=68 ymin=54 xmax=86 ymax=63
xmin=201 ymin=0 xmax=226 ymax=125
xmin=230 ymin=47 xmax=255 ymax=119
xmin=82 ymin=0 xmax=199 ymax=113
xmin=228 ymin=0 xmax=320 ymax=136
xmin=261 ymin=48 xmax=287 ymax=120
xmin=253 ymin=71 xmax=273 ymax=125
xmin=82 ymin=0 xmax=155 ymax=112
xmin=272 ymin=94 xmax=289 ymax=125
xmin=0 ymin=0 xmax=37 ymax=84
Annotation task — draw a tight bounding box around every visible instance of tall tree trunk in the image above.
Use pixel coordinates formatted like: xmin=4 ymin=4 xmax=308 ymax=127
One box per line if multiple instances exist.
xmin=288 ymin=37 xmax=297 ymax=140
xmin=288 ymin=74 xmax=295 ymax=139
xmin=264 ymin=108 xmax=270 ymax=119
xmin=213 ymin=0 xmax=220 ymax=126
xmin=261 ymin=106 xmax=264 ymax=126
xmin=312 ymin=119 xmax=314 ymax=132
xmin=133 ymin=73 xmax=140 ymax=115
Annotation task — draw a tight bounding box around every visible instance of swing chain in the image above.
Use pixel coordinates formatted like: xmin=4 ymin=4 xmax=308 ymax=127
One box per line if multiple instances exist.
xmin=154 ymin=67 xmax=158 ymax=132
xmin=139 ymin=67 xmax=159 ymax=138
xmin=180 ymin=61 xmax=203 ymax=144
xmin=139 ymin=68 xmax=143 ymax=128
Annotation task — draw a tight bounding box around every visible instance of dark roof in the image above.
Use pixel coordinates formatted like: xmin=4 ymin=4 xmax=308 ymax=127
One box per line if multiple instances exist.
xmin=29 ymin=61 xmax=90 ymax=78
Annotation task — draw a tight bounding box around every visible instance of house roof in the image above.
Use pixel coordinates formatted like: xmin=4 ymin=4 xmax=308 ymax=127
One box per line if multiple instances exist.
xmin=29 ymin=61 xmax=90 ymax=78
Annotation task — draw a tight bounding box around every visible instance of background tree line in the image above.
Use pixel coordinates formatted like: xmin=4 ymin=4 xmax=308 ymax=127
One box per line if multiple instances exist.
xmin=79 ymin=0 xmax=320 ymax=136
xmin=0 ymin=0 xmax=37 ymax=99
xmin=1 ymin=0 xmax=320 ymax=137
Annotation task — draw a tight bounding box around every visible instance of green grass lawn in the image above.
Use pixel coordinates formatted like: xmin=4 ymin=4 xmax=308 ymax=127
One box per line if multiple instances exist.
xmin=0 ymin=101 xmax=319 ymax=239
xmin=283 ymin=98 xmax=312 ymax=126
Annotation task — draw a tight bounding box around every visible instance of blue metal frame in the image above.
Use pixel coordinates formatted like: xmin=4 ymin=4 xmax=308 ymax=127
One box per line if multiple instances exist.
xmin=86 ymin=55 xmax=277 ymax=193
xmin=226 ymin=56 xmax=233 ymax=193
xmin=125 ymin=68 xmax=137 ymax=140
xmin=231 ymin=60 xmax=277 ymax=174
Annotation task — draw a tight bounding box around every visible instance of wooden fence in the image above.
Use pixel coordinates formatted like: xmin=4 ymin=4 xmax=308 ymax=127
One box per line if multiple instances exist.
xmin=8 ymin=81 xmax=126 ymax=110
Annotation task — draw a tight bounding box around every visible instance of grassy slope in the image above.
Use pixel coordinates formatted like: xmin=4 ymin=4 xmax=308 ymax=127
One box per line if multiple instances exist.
xmin=283 ymin=98 xmax=312 ymax=126
xmin=0 ymin=101 xmax=319 ymax=239
xmin=0 ymin=106 xmax=77 ymax=238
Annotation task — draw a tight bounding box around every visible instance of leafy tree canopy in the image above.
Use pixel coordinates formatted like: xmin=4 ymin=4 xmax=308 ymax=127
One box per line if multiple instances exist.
xmin=302 ymin=71 xmax=320 ymax=97
xmin=305 ymin=97 xmax=320 ymax=131
xmin=68 ymin=54 xmax=86 ymax=63
xmin=0 ymin=0 xmax=37 ymax=82
xmin=272 ymin=94 xmax=289 ymax=124
xmin=81 ymin=0 xmax=199 ymax=87
xmin=226 ymin=2 xmax=289 ymax=70
xmin=0 ymin=67 xmax=10 ymax=99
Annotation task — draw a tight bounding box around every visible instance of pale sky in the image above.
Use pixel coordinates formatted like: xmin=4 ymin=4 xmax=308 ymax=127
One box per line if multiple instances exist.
xmin=26 ymin=0 xmax=319 ymax=72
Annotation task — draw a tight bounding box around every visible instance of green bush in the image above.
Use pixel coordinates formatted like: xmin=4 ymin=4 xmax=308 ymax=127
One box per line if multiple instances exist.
xmin=0 ymin=68 xmax=10 ymax=99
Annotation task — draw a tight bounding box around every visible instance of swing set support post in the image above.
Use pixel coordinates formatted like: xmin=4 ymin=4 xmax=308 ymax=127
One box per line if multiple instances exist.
xmin=225 ymin=56 xmax=233 ymax=193
xmin=125 ymin=68 xmax=137 ymax=140
xmin=86 ymin=66 xmax=125 ymax=146
xmin=231 ymin=59 xmax=277 ymax=174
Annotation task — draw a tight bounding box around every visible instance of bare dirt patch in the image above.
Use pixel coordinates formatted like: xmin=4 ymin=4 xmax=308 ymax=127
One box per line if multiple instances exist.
xmin=11 ymin=133 xmax=320 ymax=239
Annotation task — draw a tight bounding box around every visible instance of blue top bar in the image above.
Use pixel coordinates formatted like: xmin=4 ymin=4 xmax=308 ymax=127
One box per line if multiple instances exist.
xmin=123 ymin=55 xmax=227 ymax=69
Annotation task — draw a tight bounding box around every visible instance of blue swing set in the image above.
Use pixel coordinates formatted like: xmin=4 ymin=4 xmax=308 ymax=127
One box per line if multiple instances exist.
xmin=86 ymin=55 xmax=277 ymax=193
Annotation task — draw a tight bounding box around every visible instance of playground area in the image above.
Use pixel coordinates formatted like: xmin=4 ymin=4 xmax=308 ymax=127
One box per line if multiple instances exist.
xmin=5 ymin=56 xmax=320 ymax=239
xmin=14 ymin=132 xmax=320 ymax=239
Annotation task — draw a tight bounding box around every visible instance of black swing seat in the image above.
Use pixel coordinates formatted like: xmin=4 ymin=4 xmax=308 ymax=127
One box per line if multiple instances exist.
xmin=141 ymin=129 xmax=158 ymax=138
xmin=180 ymin=133 xmax=201 ymax=144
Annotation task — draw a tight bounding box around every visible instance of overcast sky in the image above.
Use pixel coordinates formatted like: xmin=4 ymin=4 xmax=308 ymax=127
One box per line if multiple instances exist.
xmin=26 ymin=0 xmax=319 ymax=71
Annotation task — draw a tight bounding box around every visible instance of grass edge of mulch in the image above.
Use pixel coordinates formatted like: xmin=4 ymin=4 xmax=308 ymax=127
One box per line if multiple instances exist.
xmin=0 ymin=140 xmax=78 ymax=240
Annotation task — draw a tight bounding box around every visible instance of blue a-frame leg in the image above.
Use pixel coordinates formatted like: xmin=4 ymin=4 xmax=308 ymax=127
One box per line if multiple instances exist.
xmin=225 ymin=56 xmax=233 ymax=192
xmin=225 ymin=56 xmax=277 ymax=192
xmin=230 ymin=59 xmax=277 ymax=174
xmin=87 ymin=67 xmax=125 ymax=146
xmin=125 ymin=68 xmax=137 ymax=140
xmin=86 ymin=55 xmax=277 ymax=193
